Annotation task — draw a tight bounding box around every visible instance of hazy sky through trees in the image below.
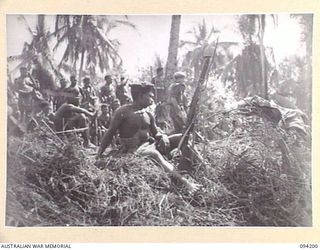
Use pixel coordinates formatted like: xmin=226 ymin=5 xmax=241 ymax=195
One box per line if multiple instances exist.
xmin=7 ymin=14 xmax=304 ymax=78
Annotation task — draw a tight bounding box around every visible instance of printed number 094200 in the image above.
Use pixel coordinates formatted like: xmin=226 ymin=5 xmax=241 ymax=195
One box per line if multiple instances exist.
xmin=300 ymin=244 xmax=318 ymax=248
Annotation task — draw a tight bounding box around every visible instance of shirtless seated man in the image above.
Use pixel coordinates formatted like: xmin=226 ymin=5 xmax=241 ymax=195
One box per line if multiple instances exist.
xmin=97 ymin=83 xmax=201 ymax=193
xmin=54 ymin=97 xmax=94 ymax=147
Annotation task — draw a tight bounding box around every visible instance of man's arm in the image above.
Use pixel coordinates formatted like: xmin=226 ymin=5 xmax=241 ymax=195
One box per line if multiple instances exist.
xmin=147 ymin=111 xmax=169 ymax=152
xmin=170 ymin=96 xmax=182 ymax=115
xmin=151 ymin=77 xmax=156 ymax=85
xmin=147 ymin=111 xmax=159 ymax=138
xmin=68 ymin=105 xmax=94 ymax=117
xmin=98 ymin=87 xmax=105 ymax=99
xmin=97 ymin=108 xmax=124 ymax=157
xmin=182 ymin=94 xmax=189 ymax=110
xmin=13 ymin=79 xmax=20 ymax=92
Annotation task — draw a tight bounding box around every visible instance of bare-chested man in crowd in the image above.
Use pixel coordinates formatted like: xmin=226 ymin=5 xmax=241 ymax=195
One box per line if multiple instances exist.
xmin=54 ymin=97 xmax=94 ymax=147
xmin=65 ymin=75 xmax=83 ymax=100
xmin=97 ymin=83 xmax=201 ymax=193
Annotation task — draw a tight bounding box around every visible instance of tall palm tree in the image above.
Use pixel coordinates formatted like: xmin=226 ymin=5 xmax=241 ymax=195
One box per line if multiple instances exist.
xmin=54 ymin=15 xmax=137 ymax=82
xmin=165 ymin=15 xmax=181 ymax=82
xmin=180 ymin=19 xmax=222 ymax=81
xmin=223 ymin=14 xmax=276 ymax=99
xmin=180 ymin=19 xmax=238 ymax=82
xmin=290 ymin=14 xmax=313 ymax=114
xmin=7 ymin=15 xmax=58 ymax=90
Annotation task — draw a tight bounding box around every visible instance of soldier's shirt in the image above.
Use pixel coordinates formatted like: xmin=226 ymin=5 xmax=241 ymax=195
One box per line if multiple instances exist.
xmin=151 ymin=76 xmax=165 ymax=88
xmin=100 ymin=85 xmax=113 ymax=96
xmin=65 ymin=86 xmax=82 ymax=98
xmin=98 ymin=114 xmax=110 ymax=128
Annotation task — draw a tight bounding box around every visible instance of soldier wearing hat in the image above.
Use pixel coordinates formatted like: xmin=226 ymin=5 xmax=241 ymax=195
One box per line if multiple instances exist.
xmin=168 ymin=71 xmax=188 ymax=133
xmin=97 ymin=82 xmax=201 ymax=194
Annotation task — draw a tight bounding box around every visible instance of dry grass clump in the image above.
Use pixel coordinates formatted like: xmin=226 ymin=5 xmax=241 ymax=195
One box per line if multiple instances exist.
xmin=6 ymin=110 xmax=311 ymax=226
xmin=6 ymin=125 xmax=240 ymax=226
xmin=197 ymin=110 xmax=312 ymax=226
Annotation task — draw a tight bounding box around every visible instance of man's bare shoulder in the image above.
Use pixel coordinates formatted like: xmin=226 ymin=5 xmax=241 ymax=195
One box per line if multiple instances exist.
xmin=109 ymin=104 xmax=128 ymax=118
xmin=56 ymin=103 xmax=75 ymax=112
xmin=61 ymin=103 xmax=75 ymax=108
xmin=114 ymin=104 xmax=133 ymax=114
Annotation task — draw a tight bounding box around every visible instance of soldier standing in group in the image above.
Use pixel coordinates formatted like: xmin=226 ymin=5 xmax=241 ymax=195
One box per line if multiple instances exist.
xmin=99 ymin=74 xmax=114 ymax=101
xmin=54 ymin=78 xmax=68 ymax=110
xmin=14 ymin=67 xmax=36 ymax=122
xmin=99 ymin=74 xmax=116 ymax=114
xmin=151 ymin=67 xmax=166 ymax=103
xmin=115 ymin=76 xmax=131 ymax=105
xmin=65 ymin=75 xmax=83 ymax=101
xmin=168 ymin=72 xmax=188 ymax=134
xmin=82 ymin=77 xmax=98 ymax=110
xmin=151 ymin=67 xmax=170 ymax=130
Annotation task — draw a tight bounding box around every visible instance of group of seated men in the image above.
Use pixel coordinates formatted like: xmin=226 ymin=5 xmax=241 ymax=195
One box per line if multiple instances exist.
xmin=10 ymin=63 xmax=190 ymax=143
xmin=9 ymin=65 xmax=201 ymax=193
xmin=9 ymin=66 xmax=130 ymax=144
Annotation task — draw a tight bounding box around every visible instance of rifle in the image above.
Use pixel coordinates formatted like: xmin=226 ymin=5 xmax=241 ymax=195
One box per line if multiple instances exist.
xmin=177 ymin=40 xmax=219 ymax=170
xmin=55 ymin=127 xmax=89 ymax=134
xmin=91 ymin=112 xmax=99 ymax=145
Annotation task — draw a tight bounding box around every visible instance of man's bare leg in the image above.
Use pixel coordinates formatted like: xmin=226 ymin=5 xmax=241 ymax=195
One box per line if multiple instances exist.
xmin=136 ymin=143 xmax=201 ymax=193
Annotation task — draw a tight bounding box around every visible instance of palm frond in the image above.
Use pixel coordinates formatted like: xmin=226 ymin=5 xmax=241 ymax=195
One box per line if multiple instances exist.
xmin=18 ymin=15 xmax=35 ymax=36
xmin=58 ymin=44 xmax=71 ymax=66
xmin=180 ymin=40 xmax=197 ymax=48
xmin=270 ymin=14 xmax=278 ymax=28
xmin=7 ymin=55 xmax=24 ymax=62
xmin=114 ymin=19 xmax=137 ymax=30
xmin=97 ymin=50 xmax=106 ymax=73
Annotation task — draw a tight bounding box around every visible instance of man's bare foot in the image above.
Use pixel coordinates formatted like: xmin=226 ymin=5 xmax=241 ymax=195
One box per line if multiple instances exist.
xmin=186 ymin=182 xmax=202 ymax=195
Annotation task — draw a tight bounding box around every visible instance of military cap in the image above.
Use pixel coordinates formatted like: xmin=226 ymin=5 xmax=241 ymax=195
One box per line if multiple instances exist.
xmin=173 ymin=71 xmax=186 ymax=79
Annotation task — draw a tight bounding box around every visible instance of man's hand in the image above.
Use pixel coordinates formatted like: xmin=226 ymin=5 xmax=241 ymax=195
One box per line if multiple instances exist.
xmin=86 ymin=110 xmax=96 ymax=118
xmin=155 ymin=133 xmax=170 ymax=154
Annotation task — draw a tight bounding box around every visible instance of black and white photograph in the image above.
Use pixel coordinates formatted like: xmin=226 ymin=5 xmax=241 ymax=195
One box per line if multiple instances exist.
xmin=6 ymin=14 xmax=313 ymax=227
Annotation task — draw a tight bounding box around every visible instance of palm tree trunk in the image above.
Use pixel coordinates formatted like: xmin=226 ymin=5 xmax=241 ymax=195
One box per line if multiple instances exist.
xmin=37 ymin=15 xmax=45 ymax=36
xmin=79 ymin=47 xmax=85 ymax=82
xmin=258 ymin=15 xmax=268 ymax=99
xmin=165 ymin=15 xmax=181 ymax=84
xmin=259 ymin=42 xmax=267 ymax=99
xmin=303 ymin=15 xmax=312 ymax=114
